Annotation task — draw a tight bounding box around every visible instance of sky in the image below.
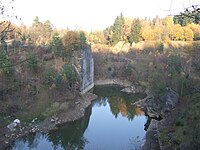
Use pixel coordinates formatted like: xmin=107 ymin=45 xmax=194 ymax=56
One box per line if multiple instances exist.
xmin=5 ymin=0 xmax=200 ymax=31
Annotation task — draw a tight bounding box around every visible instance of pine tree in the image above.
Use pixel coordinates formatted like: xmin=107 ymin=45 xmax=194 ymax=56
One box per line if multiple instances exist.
xmin=79 ymin=31 xmax=87 ymax=49
xmin=49 ymin=33 xmax=64 ymax=57
xmin=129 ymin=18 xmax=141 ymax=43
xmin=112 ymin=13 xmax=125 ymax=44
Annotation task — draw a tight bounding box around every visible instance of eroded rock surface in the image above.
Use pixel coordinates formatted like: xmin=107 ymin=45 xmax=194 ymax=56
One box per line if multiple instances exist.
xmin=133 ymin=88 xmax=179 ymax=119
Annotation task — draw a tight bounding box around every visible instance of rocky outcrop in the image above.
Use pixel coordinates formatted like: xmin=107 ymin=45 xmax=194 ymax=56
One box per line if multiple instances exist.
xmin=133 ymin=88 xmax=179 ymax=119
xmin=136 ymin=88 xmax=179 ymax=150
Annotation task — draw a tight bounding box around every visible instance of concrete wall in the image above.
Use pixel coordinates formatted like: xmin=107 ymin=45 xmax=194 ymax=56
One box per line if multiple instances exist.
xmin=80 ymin=47 xmax=94 ymax=94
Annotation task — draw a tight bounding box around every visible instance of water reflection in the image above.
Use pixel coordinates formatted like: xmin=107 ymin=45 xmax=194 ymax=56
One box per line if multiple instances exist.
xmin=93 ymin=85 xmax=145 ymax=120
xmin=12 ymin=85 xmax=147 ymax=150
xmin=46 ymin=106 xmax=92 ymax=150
xmin=12 ymin=107 xmax=92 ymax=150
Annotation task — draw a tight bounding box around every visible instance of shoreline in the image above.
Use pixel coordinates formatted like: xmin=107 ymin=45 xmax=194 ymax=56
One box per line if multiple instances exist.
xmin=1 ymin=79 xmax=143 ymax=150
xmin=94 ymin=79 xmax=132 ymax=87
xmin=0 ymin=92 xmax=98 ymax=150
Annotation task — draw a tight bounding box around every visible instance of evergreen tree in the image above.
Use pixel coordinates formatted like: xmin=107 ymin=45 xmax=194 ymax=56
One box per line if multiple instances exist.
xmin=27 ymin=50 xmax=38 ymax=71
xmin=103 ymin=26 xmax=113 ymax=45
xmin=0 ymin=44 xmax=12 ymax=75
xmin=112 ymin=13 xmax=125 ymax=44
xmin=173 ymin=8 xmax=200 ymax=26
xmin=49 ymin=33 xmax=64 ymax=57
xmin=129 ymin=18 xmax=141 ymax=43
xmin=32 ymin=16 xmax=40 ymax=28
xmin=79 ymin=31 xmax=87 ymax=49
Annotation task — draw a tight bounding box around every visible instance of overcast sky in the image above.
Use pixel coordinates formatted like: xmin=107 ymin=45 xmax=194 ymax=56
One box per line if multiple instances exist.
xmin=9 ymin=0 xmax=200 ymax=31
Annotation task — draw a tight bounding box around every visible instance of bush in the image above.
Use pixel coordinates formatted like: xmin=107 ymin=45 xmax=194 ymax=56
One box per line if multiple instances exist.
xmin=27 ymin=50 xmax=38 ymax=71
xmin=43 ymin=68 xmax=56 ymax=85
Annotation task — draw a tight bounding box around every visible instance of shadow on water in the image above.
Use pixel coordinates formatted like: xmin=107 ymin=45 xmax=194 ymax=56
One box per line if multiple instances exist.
xmin=11 ymin=85 xmax=148 ymax=150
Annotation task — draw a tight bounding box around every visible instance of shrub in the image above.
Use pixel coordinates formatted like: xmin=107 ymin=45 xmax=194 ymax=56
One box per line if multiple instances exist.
xmin=0 ymin=45 xmax=12 ymax=75
xmin=43 ymin=68 xmax=56 ymax=85
xmin=27 ymin=50 xmax=38 ymax=71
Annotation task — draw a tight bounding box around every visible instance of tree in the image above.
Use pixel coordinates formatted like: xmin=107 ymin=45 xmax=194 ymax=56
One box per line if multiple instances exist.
xmin=32 ymin=16 xmax=40 ymax=28
xmin=112 ymin=13 xmax=125 ymax=44
xmin=61 ymin=64 xmax=76 ymax=88
xmin=103 ymin=26 xmax=113 ymax=45
xmin=187 ymin=23 xmax=200 ymax=40
xmin=173 ymin=8 xmax=199 ymax=26
xmin=49 ymin=32 xmax=64 ymax=57
xmin=161 ymin=17 xmax=174 ymax=41
xmin=43 ymin=20 xmax=53 ymax=44
xmin=27 ymin=50 xmax=38 ymax=71
xmin=141 ymin=26 xmax=154 ymax=41
xmin=0 ymin=1 xmax=16 ymax=76
xmin=129 ymin=18 xmax=141 ymax=43
xmin=43 ymin=68 xmax=56 ymax=85
xmin=170 ymin=24 xmax=184 ymax=41
xmin=183 ymin=26 xmax=194 ymax=41
xmin=123 ymin=17 xmax=132 ymax=42
xmin=29 ymin=17 xmax=53 ymax=45
xmin=153 ymin=26 xmax=162 ymax=41
xmin=62 ymin=31 xmax=80 ymax=62
xmin=79 ymin=31 xmax=87 ymax=48
xmin=0 ymin=44 xmax=12 ymax=75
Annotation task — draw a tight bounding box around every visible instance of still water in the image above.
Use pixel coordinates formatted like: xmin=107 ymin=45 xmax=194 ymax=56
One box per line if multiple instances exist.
xmin=12 ymin=86 xmax=147 ymax=150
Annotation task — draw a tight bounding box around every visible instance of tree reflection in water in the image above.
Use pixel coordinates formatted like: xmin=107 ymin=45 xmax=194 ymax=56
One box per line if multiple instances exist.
xmin=93 ymin=85 xmax=145 ymax=120
xmin=46 ymin=106 xmax=92 ymax=150
xmin=12 ymin=106 xmax=92 ymax=150
xmin=12 ymin=85 xmax=147 ymax=150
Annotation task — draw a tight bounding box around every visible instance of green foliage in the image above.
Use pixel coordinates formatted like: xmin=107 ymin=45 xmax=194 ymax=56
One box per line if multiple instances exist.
xmin=112 ymin=13 xmax=125 ymax=44
xmin=0 ymin=45 xmax=12 ymax=75
xmin=79 ymin=31 xmax=87 ymax=48
xmin=49 ymin=33 xmax=65 ymax=57
xmin=174 ymin=94 xmax=200 ymax=149
xmin=61 ymin=64 xmax=76 ymax=86
xmin=29 ymin=16 xmax=53 ymax=45
xmin=148 ymin=69 xmax=166 ymax=96
xmin=54 ymin=73 xmax=62 ymax=86
xmin=126 ymin=63 xmax=133 ymax=76
xmin=167 ymin=54 xmax=182 ymax=75
xmin=43 ymin=68 xmax=56 ymax=85
xmin=27 ymin=50 xmax=38 ymax=70
xmin=129 ymin=18 xmax=141 ymax=43
xmin=62 ymin=31 xmax=80 ymax=62
xmin=174 ymin=7 xmax=200 ymax=26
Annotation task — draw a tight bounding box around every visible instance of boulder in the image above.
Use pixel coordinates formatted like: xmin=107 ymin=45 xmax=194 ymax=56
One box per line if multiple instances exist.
xmin=160 ymin=87 xmax=179 ymax=109
xmin=7 ymin=119 xmax=21 ymax=131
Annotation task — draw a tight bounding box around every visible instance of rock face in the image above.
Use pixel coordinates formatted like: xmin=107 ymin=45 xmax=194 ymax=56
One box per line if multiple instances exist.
xmin=133 ymin=88 xmax=179 ymax=118
xmin=160 ymin=87 xmax=179 ymax=116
